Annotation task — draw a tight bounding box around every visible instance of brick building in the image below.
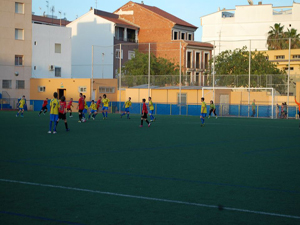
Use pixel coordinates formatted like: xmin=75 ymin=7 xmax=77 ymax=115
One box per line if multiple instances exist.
xmin=114 ymin=1 xmax=213 ymax=85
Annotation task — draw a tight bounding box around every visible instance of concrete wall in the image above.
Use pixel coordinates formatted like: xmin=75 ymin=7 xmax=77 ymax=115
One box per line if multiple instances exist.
xmin=67 ymin=10 xmax=114 ymax=79
xmin=32 ymin=23 xmax=72 ymax=78
xmin=0 ymin=0 xmax=32 ymax=99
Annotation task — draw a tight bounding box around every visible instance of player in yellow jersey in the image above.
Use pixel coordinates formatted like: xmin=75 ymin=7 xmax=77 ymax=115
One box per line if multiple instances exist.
xmin=88 ymin=100 xmax=98 ymax=120
xmin=102 ymin=94 xmax=110 ymax=119
xmin=200 ymin=97 xmax=207 ymax=127
xmin=48 ymin=92 xmax=59 ymax=134
xmin=121 ymin=97 xmax=132 ymax=119
xmin=16 ymin=95 xmax=26 ymax=117
xmin=148 ymin=97 xmax=156 ymax=122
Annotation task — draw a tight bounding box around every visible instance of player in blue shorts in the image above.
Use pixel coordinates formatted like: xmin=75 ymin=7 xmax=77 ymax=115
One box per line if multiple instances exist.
xmin=16 ymin=95 xmax=26 ymax=117
xmin=200 ymin=97 xmax=207 ymax=127
xmin=102 ymin=94 xmax=110 ymax=119
xmin=88 ymin=100 xmax=98 ymax=120
xmin=82 ymin=95 xmax=88 ymax=119
xmin=121 ymin=97 xmax=132 ymax=119
xmin=48 ymin=92 xmax=59 ymax=134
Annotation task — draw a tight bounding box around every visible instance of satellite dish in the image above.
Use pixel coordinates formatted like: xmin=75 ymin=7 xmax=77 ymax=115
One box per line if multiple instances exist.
xmin=248 ymin=0 xmax=254 ymax=5
xmin=14 ymin=72 xmax=19 ymax=76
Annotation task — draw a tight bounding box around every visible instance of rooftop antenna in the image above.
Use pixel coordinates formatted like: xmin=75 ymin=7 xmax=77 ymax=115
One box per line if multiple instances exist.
xmin=247 ymin=0 xmax=254 ymax=5
xmin=58 ymin=11 xmax=61 ymax=26
xmin=46 ymin=1 xmax=49 ymax=15
xmin=50 ymin=6 xmax=55 ymax=24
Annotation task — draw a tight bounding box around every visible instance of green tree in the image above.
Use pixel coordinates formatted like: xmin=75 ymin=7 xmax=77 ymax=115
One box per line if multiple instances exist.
xmin=122 ymin=50 xmax=179 ymax=87
xmin=267 ymin=23 xmax=285 ymax=50
xmin=210 ymin=46 xmax=286 ymax=93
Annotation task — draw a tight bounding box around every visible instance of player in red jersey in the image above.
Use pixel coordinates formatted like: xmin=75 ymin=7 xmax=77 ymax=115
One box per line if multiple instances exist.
xmin=38 ymin=98 xmax=48 ymax=116
xmin=96 ymin=96 xmax=102 ymax=112
xmin=140 ymin=98 xmax=151 ymax=127
xmin=56 ymin=96 xmax=70 ymax=132
xmin=67 ymin=98 xmax=73 ymax=117
xmin=77 ymin=93 xmax=85 ymax=122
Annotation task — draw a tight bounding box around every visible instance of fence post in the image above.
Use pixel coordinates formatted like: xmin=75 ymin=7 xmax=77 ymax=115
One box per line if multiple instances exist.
xmin=186 ymin=104 xmax=188 ymax=116
xmin=155 ymin=103 xmax=157 ymax=115
xmin=257 ymin=105 xmax=259 ymax=118
xmin=170 ymin=104 xmax=172 ymax=115
xmin=238 ymin=105 xmax=240 ymax=117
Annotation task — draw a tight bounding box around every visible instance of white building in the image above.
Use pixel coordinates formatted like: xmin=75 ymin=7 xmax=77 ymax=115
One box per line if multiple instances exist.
xmin=201 ymin=2 xmax=300 ymax=54
xmin=67 ymin=9 xmax=139 ymax=79
xmin=32 ymin=16 xmax=72 ymax=78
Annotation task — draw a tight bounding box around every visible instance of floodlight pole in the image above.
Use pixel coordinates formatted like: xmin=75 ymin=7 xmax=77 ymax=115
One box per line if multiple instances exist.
xmin=248 ymin=40 xmax=251 ymax=117
xmin=91 ymin=45 xmax=94 ymax=101
xmin=213 ymin=40 xmax=215 ymax=103
xmin=287 ymin=38 xmax=291 ymax=118
xmin=148 ymin=43 xmax=151 ymax=98
xmin=179 ymin=41 xmax=182 ymax=115
xmin=119 ymin=44 xmax=122 ymax=113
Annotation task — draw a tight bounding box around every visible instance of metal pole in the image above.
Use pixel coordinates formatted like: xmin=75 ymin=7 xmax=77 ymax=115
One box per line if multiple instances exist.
xmin=179 ymin=42 xmax=182 ymax=115
xmin=287 ymin=38 xmax=291 ymax=118
xmin=213 ymin=40 xmax=215 ymax=103
xmin=148 ymin=43 xmax=150 ymax=98
xmin=119 ymin=44 xmax=122 ymax=113
xmin=248 ymin=40 xmax=251 ymax=117
xmin=272 ymin=88 xmax=274 ymax=119
xmin=91 ymin=45 xmax=94 ymax=101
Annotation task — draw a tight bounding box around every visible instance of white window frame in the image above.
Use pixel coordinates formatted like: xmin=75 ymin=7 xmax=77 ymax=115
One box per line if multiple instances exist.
xmin=99 ymin=87 xmax=115 ymax=93
xmin=292 ymin=55 xmax=300 ymax=59
xmin=186 ymin=51 xmax=193 ymax=69
xmin=15 ymin=28 xmax=24 ymax=40
xmin=16 ymin=80 xmax=25 ymax=89
xmin=276 ymin=55 xmax=285 ymax=59
xmin=2 ymin=80 xmax=12 ymax=89
xmin=15 ymin=55 xmax=23 ymax=66
xmin=128 ymin=51 xmax=135 ymax=60
xmin=55 ymin=67 xmax=61 ymax=77
xmin=38 ymin=86 xmax=46 ymax=92
xmin=116 ymin=49 xmax=123 ymax=59
xmin=285 ymin=67 xmax=294 ymax=71
xmin=55 ymin=43 xmax=61 ymax=53
xmin=15 ymin=2 xmax=24 ymax=14
xmin=78 ymin=86 xmax=87 ymax=93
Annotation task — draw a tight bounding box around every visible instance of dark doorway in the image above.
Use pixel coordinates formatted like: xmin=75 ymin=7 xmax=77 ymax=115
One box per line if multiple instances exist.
xmin=57 ymin=89 xmax=66 ymax=99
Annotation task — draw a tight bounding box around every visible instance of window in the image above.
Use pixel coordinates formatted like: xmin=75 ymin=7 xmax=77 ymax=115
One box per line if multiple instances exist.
xmin=38 ymin=86 xmax=46 ymax=92
xmin=128 ymin=51 xmax=135 ymax=60
xmin=55 ymin=67 xmax=61 ymax=77
xmin=55 ymin=43 xmax=61 ymax=53
xmin=116 ymin=49 xmax=123 ymax=59
xmin=78 ymin=86 xmax=87 ymax=93
xmin=188 ymin=33 xmax=192 ymax=41
xmin=265 ymin=56 xmax=269 ymax=60
xmin=127 ymin=29 xmax=136 ymax=42
xmin=292 ymin=55 xmax=300 ymax=59
xmin=276 ymin=55 xmax=285 ymax=59
xmin=181 ymin=32 xmax=185 ymax=40
xmin=177 ymin=93 xmax=187 ymax=105
xmin=99 ymin=87 xmax=115 ymax=93
xmin=16 ymin=80 xmax=25 ymax=89
xmin=195 ymin=52 xmax=201 ymax=69
xmin=204 ymin=52 xmax=209 ymax=69
xmin=34 ymin=41 xmax=37 ymax=45
xmin=173 ymin=31 xmax=178 ymax=40
xmin=15 ymin=2 xmax=24 ymax=14
xmin=187 ymin=51 xmax=192 ymax=68
xmin=2 ymin=80 xmax=12 ymax=89
xmin=15 ymin=55 xmax=23 ymax=66
xmin=285 ymin=67 xmax=294 ymax=71
xmin=116 ymin=27 xmax=124 ymax=41
xmin=33 ymin=66 xmax=37 ymax=70
xmin=15 ymin=29 xmax=24 ymax=40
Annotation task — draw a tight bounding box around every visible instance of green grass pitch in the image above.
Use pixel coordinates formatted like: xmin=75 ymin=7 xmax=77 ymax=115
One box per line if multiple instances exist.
xmin=0 ymin=111 xmax=299 ymax=225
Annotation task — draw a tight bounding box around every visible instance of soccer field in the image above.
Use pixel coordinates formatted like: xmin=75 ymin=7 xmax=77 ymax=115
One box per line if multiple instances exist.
xmin=0 ymin=111 xmax=299 ymax=225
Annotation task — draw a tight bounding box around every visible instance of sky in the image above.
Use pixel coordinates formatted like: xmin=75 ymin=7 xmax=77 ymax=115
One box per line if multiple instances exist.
xmin=32 ymin=0 xmax=294 ymax=41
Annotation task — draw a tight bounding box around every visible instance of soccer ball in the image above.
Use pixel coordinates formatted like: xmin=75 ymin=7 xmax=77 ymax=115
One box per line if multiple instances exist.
xmin=81 ymin=118 xmax=86 ymax=123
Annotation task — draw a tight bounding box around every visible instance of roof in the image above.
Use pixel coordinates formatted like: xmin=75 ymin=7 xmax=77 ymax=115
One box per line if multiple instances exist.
xmin=184 ymin=41 xmax=214 ymax=48
xmin=116 ymin=1 xmax=197 ymax=29
xmin=94 ymin=9 xmax=139 ymax=29
xmin=32 ymin=15 xmax=71 ymax=26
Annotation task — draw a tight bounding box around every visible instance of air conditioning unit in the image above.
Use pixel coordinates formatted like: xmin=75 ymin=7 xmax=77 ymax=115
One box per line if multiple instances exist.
xmin=49 ymin=65 xmax=54 ymax=71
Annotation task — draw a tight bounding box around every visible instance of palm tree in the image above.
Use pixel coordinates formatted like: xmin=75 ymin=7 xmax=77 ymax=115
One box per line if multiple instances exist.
xmin=267 ymin=23 xmax=285 ymax=50
xmin=283 ymin=28 xmax=300 ymax=49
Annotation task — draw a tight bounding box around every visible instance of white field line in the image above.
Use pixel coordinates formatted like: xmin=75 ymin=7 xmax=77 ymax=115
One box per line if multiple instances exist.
xmin=1 ymin=179 xmax=300 ymax=220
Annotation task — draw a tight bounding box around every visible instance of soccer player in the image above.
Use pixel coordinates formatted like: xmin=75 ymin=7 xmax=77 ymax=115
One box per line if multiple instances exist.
xmin=48 ymin=92 xmax=59 ymax=134
xmin=251 ymin=99 xmax=256 ymax=117
xmin=295 ymin=96 xmax=300 ymax=129
xmin=89 ymin=100 xmax=98 ymax=120
xmin=96 ymin=96 xmax=102 ymax=112
xmin=78 ymin=93 xmax=84 ymax=123
xmin=16 ymin=95 xmax=26 ymax=117
xmin=208 ymin=100 xmax=217 ymax=119
xmin=67 ymin=98 xmax=73 ymax=117
xmin=56 ymin=96 xmax=70 ymax=132
xmin=82 ymin=95 xmax=88 ymax=119
xmin=121 ymin=97 xmax=132 ymax=119
xmin=38 ymin=98 xmax=48 ymax=116
xmin=102 ymin=94 xmax=110 ymax=119
xmin=200 ymin=97 xmax=207 ymax=127
xmin=140 ymin=98 xmax=151 ymax=127
xmin=148 ymin=97 xmax=156 ymax=122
